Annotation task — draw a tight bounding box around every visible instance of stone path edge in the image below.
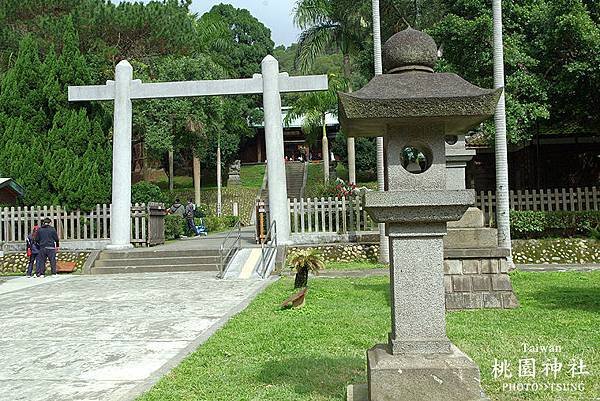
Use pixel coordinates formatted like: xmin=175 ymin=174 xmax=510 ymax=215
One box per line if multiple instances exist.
xmin=115 ymin=276 xmax=280 ymax=401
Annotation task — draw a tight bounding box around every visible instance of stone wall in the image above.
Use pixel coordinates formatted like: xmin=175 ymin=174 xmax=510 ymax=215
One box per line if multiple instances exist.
xmin=0 ymin=251 xmax=89 ymax=275
xmin=443 ymin=254 xmax=518 ymax=310
xmin=288 ymin=244 xmax=379 ymax=263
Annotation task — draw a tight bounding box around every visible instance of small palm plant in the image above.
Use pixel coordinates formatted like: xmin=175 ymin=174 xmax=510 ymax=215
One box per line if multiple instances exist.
xmin=288 ymin=249 xmax=325 ymax=289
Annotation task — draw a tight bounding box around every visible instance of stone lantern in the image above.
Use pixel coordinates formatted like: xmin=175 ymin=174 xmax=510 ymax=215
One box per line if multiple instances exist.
xmin=340 ymin=28 xmax=501 ymax=401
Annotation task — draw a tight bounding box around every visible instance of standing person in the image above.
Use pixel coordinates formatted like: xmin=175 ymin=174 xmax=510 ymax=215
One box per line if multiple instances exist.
xmin=37 ymin=218 xmax=60 ymax=277
xmin=169 ymin=198 xmax=185 ymax=216
xmin=184 ymin=199 xmax=197 ymax=236
xmin=25 ymin=226 xmax=40 ymax=278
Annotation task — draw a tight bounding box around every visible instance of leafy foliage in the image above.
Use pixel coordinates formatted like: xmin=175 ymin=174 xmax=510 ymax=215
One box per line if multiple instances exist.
xmin=509 ymin=210 xmax=600 ymax=239
xmin=164 ymin=214 xmax=184 ymax=240
xmin=287 ymin=248 xmax=325 ymax=288
xmin=0 ymin=23 xmax=112 ymax=210
xmin=0 ymin=0 xmax=276 ymax=210
xmin=132 ymin=182 xmax=164 ymax=204
xmin=367 ymin=0 xmax=600 ymax=144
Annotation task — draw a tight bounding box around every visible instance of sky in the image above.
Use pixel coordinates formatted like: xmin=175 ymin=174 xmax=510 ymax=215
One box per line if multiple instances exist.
xmin=116 ymin=0 xmax=301 ymax=46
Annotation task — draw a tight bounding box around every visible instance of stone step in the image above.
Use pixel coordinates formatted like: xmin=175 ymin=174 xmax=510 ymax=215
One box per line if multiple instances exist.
xmin=91 ymin=264 xmax=220 ymax=274
xmin=443 ymin=227 xmax=498 ymax=249
xmin=99 ymin=249 xmax=220 ymax=260
xmin=94 ymin=256 xmax=220 ymax=268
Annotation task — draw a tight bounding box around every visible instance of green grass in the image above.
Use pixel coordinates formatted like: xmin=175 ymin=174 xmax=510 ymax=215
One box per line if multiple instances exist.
xmin=240 ymin=164 xmax=266 ymax=189
xmin=152 ymin=164 xmax=265 ymax=191
xmin=137 ymin=271 xmax=599 ymax=401
xmin=324 ymin=261 xmax=386 ymax=270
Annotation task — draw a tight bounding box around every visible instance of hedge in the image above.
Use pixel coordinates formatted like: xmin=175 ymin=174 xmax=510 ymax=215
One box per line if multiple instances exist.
xmin=510 ymin=211 xmax=600 ymax=239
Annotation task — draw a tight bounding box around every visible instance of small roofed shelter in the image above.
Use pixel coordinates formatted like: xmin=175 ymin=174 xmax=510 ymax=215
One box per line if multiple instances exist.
xmin=0 ymin=178 xmax=24 ymax=205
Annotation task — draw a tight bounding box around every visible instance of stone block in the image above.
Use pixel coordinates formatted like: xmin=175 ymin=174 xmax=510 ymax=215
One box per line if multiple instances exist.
xmin=463 ymin=259 xmax=480 ymax=274
xmin=443 ymin=227 xmax=498 ymax=249
xmin=463 ymin=293 xmax=483 ymax=309
xmin=472 ymin=276 xmax=491 ymax=292
xmin=447 ymin=207 xmax=484 ymax=228
xmin=491 ymin=275 xmax=513 ymax=291
xmin=499 ymin=259 xmax=509 ymax=273
xmin=453 ymin=276 xmax=472 ymax=292
xmin=347 ymin=384 xmax=368 ymax=401
xmin=444 ymin=259 xmax=462 ymax=275
xmin=367 ymin=344 xmax=489 ymax=401
xmin=501 ymin=292 xmax=519 ymax=309
xmin=444 ymin=276 xmax=453 ymax=293
xmin=480 ymin=259 xmax=499 ymax=274
xmin=483 ymin=293 xmax=502 ymax=308
xmin=445 ymin=293 xmax=464 ymax=310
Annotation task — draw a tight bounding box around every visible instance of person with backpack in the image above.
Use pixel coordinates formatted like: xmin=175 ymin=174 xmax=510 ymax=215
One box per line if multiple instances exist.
xmin=36 ymin=218 xmax=60 ymax=276
xmin=25 ymin=225 xmax=41 ymax=277
xmin=169 ymin=199 xmax=185 ymax=217
xmin=184 ymin=199 xmax=198 ymax=236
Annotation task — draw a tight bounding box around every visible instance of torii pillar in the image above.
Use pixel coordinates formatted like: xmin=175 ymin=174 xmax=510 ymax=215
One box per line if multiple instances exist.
xmin=69 ymin=57 xmax=327 ymax=249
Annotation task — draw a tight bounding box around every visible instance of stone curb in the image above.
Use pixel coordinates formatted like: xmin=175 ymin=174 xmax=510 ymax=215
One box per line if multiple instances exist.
xmin=517 ymin=263 xmax=600 ymax=272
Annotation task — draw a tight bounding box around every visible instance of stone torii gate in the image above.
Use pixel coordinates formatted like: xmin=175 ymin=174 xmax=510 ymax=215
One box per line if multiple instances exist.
xmin=69 ymin=56 xmax=328 ymax=250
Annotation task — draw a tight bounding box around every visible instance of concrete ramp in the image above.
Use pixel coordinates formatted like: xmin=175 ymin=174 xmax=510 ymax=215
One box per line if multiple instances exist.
xmin=223 ymin=248 xmax=276 ymax=279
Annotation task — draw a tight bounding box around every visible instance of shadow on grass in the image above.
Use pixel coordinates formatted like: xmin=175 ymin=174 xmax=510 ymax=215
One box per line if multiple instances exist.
xmin=526 ymin=285 xmax=600 ymax=312
xmin=257 ymin=356 xmax=363 ymax=398
xmin=352 ymin=282 xmax=391 ymax=306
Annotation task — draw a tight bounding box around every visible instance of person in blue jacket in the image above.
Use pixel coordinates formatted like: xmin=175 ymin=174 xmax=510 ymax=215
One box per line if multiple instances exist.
xmin=36 ymin=218 xmax=60 ymax=276
xmin=25 ymin=225 xmax=41 ymax=277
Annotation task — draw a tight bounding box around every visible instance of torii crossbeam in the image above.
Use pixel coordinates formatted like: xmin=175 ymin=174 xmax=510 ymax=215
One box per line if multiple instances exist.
xmin=69 ymin=56 xmax=328 ymax=249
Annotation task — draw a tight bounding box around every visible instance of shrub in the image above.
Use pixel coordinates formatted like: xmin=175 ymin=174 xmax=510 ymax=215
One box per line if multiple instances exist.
xmin=132 ymin=182 xmax=164 ymax=204
xmin=194 ymin=203 xmax=211 ymax=218
xmin=510 ymin=211 xmax=600 ymax=239
xmin=204 ymin=215 xmax=239 ymax=233
xmin=287 ymin=249 xmax=324 ymax=288
xmin=165 ymin=214 xmax=184 ymax=239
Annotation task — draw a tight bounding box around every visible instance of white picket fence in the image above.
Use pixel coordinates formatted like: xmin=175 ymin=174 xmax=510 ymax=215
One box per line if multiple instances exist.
xmin=288 ymin=196 xmax=376 ymax=234
xmin=0 ymin=204 xmax=148 ymax=244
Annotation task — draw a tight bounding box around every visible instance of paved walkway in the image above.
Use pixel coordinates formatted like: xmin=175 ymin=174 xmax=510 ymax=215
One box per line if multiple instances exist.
xmin=0 ymin=272 xmax=271 ymax=401
xmin=132 ymin=226 xmax=258 ymax=253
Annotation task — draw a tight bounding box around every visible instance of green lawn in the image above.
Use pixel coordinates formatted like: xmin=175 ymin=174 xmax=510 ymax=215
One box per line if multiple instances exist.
xmin=324 ymin=261 xmax=386 ymax=270
xmin=239 ymin=163 xmax=266 ymax=189
xmin=137 ymin=271 xmax=599 ymax=401
xmin=152 ymin=164 xmax=265 ymax=191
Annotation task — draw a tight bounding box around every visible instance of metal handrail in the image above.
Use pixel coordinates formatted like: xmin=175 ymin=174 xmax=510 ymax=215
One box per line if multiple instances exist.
xmin=259 ymin=220 xmax=277 ymax=278
xmin=218 ymin=219 xmax=242 ymax=278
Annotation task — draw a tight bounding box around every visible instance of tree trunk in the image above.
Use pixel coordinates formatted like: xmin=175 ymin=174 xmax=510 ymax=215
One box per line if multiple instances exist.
xmin=168 ymin=150 xmax=174 ymax=193
xmin=216 ymin=140 xmax=222 ymax=217
xmin=372 ymin=0 xmax=389 ymax=263
xmin=343 ymin=53 xmax=357 ymax=184
xmin=193 ymin=155 xmax=201 ymax=205
xmin=294 ymin=267 xmax=309 ymax=288
xmin=322 ymin=119 xmax=330 ymax=183
xmin=492 ymin=0 xmax=512 ymax=261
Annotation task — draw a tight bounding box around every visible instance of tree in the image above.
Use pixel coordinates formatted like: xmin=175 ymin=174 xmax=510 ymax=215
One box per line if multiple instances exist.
xmin=294 ymin=0 xmax=370 ymax=184
xmin=492 ymin=0 xmax=512 ymax=257
xmin=204 ymin=3 xmax=275 ymax=79
xmin=288 ymin=249 xmax=324 ymax=288
xmin=0 ymin=21 xmax=112 ymax=210
xmin=284 ymin=74 xmax=346 ymax=183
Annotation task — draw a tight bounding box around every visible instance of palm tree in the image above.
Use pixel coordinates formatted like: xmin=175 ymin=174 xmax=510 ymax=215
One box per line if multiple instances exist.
xmin=288 ymin=249 xmax=325 ymax=288
xmin=492 ymin=0 xmax=512 ymax=260
xmin=284 ymin=74 xmax=346 ymax=183
xmin=293 ymin=0 xmax=367 ymax=184
xmin=370 ymin=0 xmax=389 ymax=264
